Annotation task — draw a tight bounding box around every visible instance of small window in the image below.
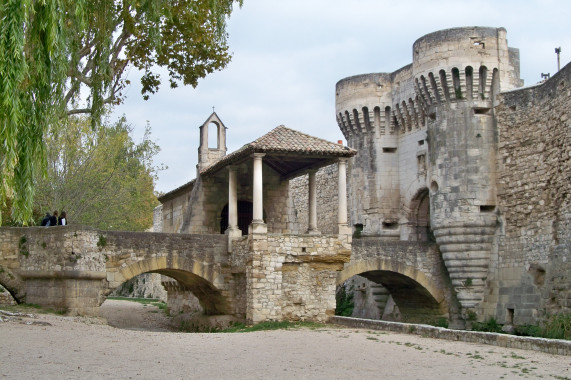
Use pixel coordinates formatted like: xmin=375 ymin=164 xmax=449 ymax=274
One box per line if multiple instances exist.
xmin=382 ymin=222 xmax=398 ymax=230
xmin=506 ymin=308 xmax=514 ymax=324
xmin=474 ymin=107 xmax=490 ymax=115
xmin=480 ymin=205 xmax=495 ymax=213
xmin=383 ymin=147 xmax=397 ymax=153
xmin=418 ymin=140 xmax=424 ymax=146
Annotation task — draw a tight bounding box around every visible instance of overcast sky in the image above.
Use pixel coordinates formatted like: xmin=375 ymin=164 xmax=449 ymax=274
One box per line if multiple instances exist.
xmin=110 ymin=0 xmax=571 ymax=193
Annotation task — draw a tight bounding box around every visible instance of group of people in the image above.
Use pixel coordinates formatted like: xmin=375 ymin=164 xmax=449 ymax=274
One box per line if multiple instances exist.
xmin=40 ymin=211 xmax=67 ymax=227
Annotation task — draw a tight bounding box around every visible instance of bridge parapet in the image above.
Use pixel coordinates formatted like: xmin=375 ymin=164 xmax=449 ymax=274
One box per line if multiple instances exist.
xmin=0 ymin=227 xmax=231 ymax=315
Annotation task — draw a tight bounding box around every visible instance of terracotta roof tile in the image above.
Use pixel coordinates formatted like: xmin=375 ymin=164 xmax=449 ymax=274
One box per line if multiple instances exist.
xmin=201 ymin=126 xmax=356 ymax=175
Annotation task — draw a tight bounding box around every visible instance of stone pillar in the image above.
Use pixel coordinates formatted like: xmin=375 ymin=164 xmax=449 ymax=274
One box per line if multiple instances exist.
xmin=250 ymin=153 xmax=267 ymax=234
xmin=307 ymin=169 xmax=320 ymax=235
xmin=228 ymin=166 xmax=238 ymax=230
xmin=337 ymin=158 xmax=351 ymax=235
xmin=226 ymin=165 xmax=242 ymax=252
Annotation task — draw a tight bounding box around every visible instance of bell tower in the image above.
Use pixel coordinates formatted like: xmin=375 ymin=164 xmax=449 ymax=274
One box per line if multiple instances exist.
xmin=198 ymin=112 xmax=227 ymax=172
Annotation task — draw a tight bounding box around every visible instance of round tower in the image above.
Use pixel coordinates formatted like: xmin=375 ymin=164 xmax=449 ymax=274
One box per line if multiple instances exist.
xmin=335 ymin=73 xmax=401 ymax=238
xmin=412 ymin=27 xmax=522 ymax=320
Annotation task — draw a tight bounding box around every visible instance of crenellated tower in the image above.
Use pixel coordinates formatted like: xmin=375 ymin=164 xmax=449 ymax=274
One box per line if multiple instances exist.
xmin=413 ymin=27 xmax=522 ymax=318
xmin=336 ymin=26 xmax=524 ymax=322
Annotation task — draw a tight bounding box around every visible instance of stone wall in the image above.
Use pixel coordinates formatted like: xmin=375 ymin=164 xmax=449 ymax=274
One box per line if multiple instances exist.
xmin=161 ymin=279 xmax=202 ymax=315
xmin=0 ymin=227 xmax=233 ymax=316
xmin=289 ymin=164 xmax=343 ymax=235
xmin=485 ymin=63 xmax=571 ymax=324
xmin=247 ymin=233 xmax=351 ymax=323
xmin=0 ymin=285 xmax=16 ymax=305
xmin=111 ymin=273 xmax=167 ymax=300
xmin=152 ymin=205 xmax=163 ymax=232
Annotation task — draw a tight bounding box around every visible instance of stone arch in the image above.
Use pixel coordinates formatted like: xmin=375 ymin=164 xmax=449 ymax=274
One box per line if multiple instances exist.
xmin=337 ymin=259 xmax=447 ymax=321
xmin=219 ymin=201 xmax=266 ymax=236
xmin=408 ymin=188 xmax=432 ymax=241
xmin=109 ymin=256 xmax=231 ymax=315
xmin=208 ymin=120 xmax=220 ymax=148
xmin=0 ymin=268 xmax=25 ymax=304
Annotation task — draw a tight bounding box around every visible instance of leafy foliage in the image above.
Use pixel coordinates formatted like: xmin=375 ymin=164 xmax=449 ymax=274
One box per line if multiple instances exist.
xmin=32 ymin=116 xmax=162 ymax=231
xmin=335 ymin=284 xmax=354 ymax=317
xmin=0 ymin=0 xmax=241 ymax=224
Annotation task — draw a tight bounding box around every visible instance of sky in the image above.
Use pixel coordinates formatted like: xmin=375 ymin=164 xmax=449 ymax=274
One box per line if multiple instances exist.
xmin=110 ymin=0 xmax=571 ymax=193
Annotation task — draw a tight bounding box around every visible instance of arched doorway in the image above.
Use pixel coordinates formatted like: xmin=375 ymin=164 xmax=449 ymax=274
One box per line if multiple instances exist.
xmin=410 ymin=188 xmax=432 ymax=241
xmin=219 ymin=201 xmax=254 ymax=235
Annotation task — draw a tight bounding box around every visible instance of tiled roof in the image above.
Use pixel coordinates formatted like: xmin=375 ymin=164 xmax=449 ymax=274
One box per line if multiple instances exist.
xmin=249 ymin=126 xmax=354 ymax=154
xmin=159 ymin=125 xmax=357 ymax=201
xmin=201 ymin=126 xmax=356 ymax=175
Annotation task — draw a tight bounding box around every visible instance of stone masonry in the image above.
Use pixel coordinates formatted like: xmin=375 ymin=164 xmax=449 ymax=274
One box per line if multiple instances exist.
xmin=320 ymin=26 xmax=568 ymax=326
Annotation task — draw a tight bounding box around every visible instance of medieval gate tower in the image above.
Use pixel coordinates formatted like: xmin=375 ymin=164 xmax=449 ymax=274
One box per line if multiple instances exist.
xmin=335 ymin=27 xmax=525 ymax=319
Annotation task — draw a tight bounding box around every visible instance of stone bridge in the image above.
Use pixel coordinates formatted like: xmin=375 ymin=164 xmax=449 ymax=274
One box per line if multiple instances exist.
xmin=0 ymin=226 xmax=231 ymax=316
xmin=338 ymin=238 xmax=455 ymax=323
xmin=1 ymin=226 xmax=453 ymax=324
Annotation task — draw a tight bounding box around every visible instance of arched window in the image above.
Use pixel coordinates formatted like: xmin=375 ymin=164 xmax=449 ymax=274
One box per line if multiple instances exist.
xmin=208 ymin=122 xmax=219 ymax=148
xmin=220 ymin=201 xmax=254 ymax=236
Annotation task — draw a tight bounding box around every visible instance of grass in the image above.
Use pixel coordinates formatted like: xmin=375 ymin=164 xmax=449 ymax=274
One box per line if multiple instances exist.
xmin=470 ymin=314 xmax=570 ymax=340
xmin=106 ymin=296 xmax=168 ymax=313
xmin=0 ymin=303 xmax=67 ymax=315
xmin=219 ymin=320 xmax=325 ymax=333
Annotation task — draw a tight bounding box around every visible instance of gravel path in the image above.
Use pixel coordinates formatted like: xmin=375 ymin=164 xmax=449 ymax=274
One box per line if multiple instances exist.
xmin=0 ymin=301 xmax=569 ymax=379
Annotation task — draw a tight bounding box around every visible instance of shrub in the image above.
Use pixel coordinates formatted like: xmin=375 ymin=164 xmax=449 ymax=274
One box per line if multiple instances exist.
xmin=335 ymin=285 xmax=354 ymax=317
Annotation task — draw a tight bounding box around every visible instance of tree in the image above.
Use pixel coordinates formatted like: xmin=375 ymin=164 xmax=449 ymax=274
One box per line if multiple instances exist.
xmin=0 ymin=0 xmax=242 ymax=224
xmin=31 ymin=116 xmax=163 ymax=231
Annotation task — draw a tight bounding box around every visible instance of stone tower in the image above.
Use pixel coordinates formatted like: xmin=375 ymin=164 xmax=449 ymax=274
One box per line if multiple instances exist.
xmin=336 ymin=27 xmax=524 ymax=320
xmin=198 ymin=112 xmax=227 ymax=173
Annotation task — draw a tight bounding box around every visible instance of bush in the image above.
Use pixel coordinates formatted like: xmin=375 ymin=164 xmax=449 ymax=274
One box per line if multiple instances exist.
xmin=335 ymin=285 xmax=354 ymax=317
xmin=471 ymin=317 xmax=502 ymax=333
xmin=541 ymin=313 xmax=570 ymax=340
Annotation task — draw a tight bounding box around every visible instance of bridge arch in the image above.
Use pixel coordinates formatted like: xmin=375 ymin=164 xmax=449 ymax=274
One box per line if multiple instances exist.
xmin=0 ymin=268 xmax=25 ymax=304
xmin=338 ymin=258 xmax=447 ymax=321
xmin=108 ymin=256 xmax=231 ymax=315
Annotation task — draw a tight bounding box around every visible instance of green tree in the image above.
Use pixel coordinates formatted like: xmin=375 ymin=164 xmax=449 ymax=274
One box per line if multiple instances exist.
xmin=0 ymin=0 xmax=242 ymax=224
xmin=32 ymin=116 xmax=163 ymax=231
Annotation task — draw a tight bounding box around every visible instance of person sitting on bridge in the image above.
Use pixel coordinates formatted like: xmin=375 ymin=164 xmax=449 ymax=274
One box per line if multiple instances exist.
xmin=49 ymin=211 xmax=58 ymax=227
xmin=40 ymin=213 xmax=51 ymax=226
xmin=58 ymin=211 xmax=67 ymax=226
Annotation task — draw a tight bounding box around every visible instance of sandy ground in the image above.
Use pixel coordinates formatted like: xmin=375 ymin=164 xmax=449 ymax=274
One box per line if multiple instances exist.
xmin=1 ymin=300 xmax=569 ymax=380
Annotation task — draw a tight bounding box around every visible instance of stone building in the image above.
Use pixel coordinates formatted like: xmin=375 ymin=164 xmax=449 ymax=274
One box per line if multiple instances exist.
xmin=155 ymin=26 xmax=569 ymax=328
xmin=330 ymin=26 xmax=569 ymax=326
xmin=156 ymin=113 xmax=355 ymax=323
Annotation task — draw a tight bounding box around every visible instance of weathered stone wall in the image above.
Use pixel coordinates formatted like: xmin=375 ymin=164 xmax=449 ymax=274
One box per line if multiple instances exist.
xmin=334 ymin=26 xmax=531 ymax=324
xmin=289 ymin=164 xmax=342 ymax=235
xmin=0 ymin=227 xmax=233 ymax=316
xmin=247 ymin=233 xmax=351 ymax=323
xmin=111 ymin=273 xmax=167 ymax=300
xmin=152 ymin=205 xmax=163 ymax=233
xmin=0 ymin=285 xmax=16 ymax=305
xmin=484 ymin=63 xmax=571 ymax=324
xmin=161 ymin=279 xmax=202 ymax=315
xmin=0 ymin=227 xmax=108 ymax=314
xmin=159 ymin=183 xmax=194 ymax=234
xmin=229 ymin=236 xmax=249 ymax=317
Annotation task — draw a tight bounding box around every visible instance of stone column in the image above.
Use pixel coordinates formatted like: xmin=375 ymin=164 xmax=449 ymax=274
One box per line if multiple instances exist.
xmin=307 ymin=169 xmax=320 ymax=234
xmin=337 ymin=158 xmax=351 ymax=235
xmin=250 ymin=153 xmax=267 ymax=234
xmin=226 ymin=165 xmax=241 ymax=252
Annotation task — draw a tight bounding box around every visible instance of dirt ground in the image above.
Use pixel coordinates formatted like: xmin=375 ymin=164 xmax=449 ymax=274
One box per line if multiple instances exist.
xmin=1 ymin=300 xmax=569 ymax=379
